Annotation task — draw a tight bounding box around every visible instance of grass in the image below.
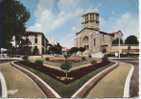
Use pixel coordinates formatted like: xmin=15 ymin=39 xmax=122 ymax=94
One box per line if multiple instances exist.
xmin=16 ymin=62 xmax=113 ymax=97
xmin=44 ymin=60 xmax=89 ymax=68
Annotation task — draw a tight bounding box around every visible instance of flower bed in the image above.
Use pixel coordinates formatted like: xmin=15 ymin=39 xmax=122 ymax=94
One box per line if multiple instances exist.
xmin=15 ymin=60 xmax=113 ymax=97
xmin=16 ymin=60 xmax=111 ymax=84
xmin=46 ymin=56 xmax=81 ymax=62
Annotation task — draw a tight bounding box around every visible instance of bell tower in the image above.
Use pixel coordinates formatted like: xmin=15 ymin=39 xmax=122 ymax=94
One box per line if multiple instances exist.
xmin=81 ymin=11 xmax=100 ymax=30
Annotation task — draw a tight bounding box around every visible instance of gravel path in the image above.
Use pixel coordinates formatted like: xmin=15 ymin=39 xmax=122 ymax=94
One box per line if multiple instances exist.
xmin=0 ymin=63 xmax=46 ymax=98
xmin=86 ymin=62 xmax=131 ymax=98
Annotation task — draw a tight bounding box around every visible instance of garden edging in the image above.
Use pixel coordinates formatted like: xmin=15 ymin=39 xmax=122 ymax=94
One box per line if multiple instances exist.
xmin=123 ymin=63 xmax=134 ymax=97
xmin=72 ymin=61 xmax=118 ymax=98
xmin=11 ymin=61 xmax=61 ymax=98
xmin=0 ymin=72 xmax=7 ymax=98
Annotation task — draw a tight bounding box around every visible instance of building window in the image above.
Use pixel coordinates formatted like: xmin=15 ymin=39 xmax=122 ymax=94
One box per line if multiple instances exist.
xmin=85 ymin=15 xmax=88 ymax=23
xmin=94 ymin=39 xmax=96 ymax=46
xmin=35 ymin=37 xmax=38 ymax=43
xmin=90 ymin=14 xmax=94 ymax=22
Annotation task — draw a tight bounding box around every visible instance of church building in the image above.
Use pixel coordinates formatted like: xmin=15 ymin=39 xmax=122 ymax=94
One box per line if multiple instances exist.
xmin=75 ymin=11 xmax=123 ymax=55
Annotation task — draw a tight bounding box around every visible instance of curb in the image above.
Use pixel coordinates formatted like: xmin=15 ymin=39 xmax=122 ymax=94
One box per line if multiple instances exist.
xmin=72 ymin=62 xmax=118 ymax=98
xmin=123 ymin=63 xmax=134 ymax=97
xmin=11 ymin=62 xmax=61 ymax=98
xmin=0 ymin=72 xmax=7 ymax=98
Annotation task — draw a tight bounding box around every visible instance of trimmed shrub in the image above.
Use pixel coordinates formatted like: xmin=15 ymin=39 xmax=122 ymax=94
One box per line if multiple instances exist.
xmin=46 ymin=57 xmax=50 ymax=61
xmin=23 ymin=56 xmax=28 ymax=61
xmin=102 ymin=55 xmax=109 ymax=62
xmin=81 ymin=56 xmax=86 ymax=61
xmin=90 ymin=60 xmax=97 ymax=65
xmin=60 ymin=62 xmax=72 ymax=71
xmin=35 ymin=59 xmax=43 ymax=65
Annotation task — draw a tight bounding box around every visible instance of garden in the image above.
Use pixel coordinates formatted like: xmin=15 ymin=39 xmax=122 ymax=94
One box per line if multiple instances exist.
xmin=14 ymin=53 xmax=114 ymax=97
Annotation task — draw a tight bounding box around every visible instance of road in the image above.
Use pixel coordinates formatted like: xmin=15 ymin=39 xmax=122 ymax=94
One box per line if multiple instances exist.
xmin=114 ymin=59 xmax=139 ymax=97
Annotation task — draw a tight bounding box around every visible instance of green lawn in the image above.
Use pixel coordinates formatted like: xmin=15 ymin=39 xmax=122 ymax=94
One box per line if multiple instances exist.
xmin=44 ymin=60 xmax=89 ymax=68
xmin=17 ymin=62 xmax=113 ymax=97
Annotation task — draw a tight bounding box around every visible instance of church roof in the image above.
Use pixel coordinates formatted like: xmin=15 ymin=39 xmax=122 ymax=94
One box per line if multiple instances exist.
xmin=76 ymin=28 xmax=123 ymax=37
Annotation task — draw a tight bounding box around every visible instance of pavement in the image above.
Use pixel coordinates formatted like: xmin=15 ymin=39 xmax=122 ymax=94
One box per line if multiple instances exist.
xmin=86 ymin=62 xmax=132 ymax=98
xmin=0 ymin=62 xmax=46 ymax=98
xmin=115 ymin=59 xmax=139 ymax=97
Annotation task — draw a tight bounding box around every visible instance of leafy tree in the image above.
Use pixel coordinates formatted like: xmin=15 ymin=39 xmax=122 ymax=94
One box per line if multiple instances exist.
xmin=3 ymin=0 xmax=30 ymax=48
xmin=0 ymin=1 xmax=4 ymax=48
xmin=18 ymin=38 xmax=31 ymax=55
xmin=60 ymin=62 xmax=72 ymax=79
xmin=69 ymin=47 xmax=79 ymax=55
xmin=33 ymin=46 xmax=39 ymax=55
xmin=79 ymin=47 xmax=86 ymax=55
xmin=60 ymin=51 xmax=72 ymax=79
xmin=125 ymin=35 xmax=139 ymax=45
xmin=55 ymin=43 xmax=62 ymax=54
xmin=112 ymin=38 xmax=123 ymax=45
xmin=47 ymin=43 xmax=62 ymax=55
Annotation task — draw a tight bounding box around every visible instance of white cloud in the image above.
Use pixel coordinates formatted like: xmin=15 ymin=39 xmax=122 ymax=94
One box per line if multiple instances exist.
xmin=27 ymin=0 xmax=102 ymax=48
xmin=101 ymin=12 xmax=139 ymax=39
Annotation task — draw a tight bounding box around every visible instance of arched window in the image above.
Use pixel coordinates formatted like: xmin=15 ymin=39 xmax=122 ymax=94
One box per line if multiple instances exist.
xmin=82 ymin=36 xmax=89 ymax=49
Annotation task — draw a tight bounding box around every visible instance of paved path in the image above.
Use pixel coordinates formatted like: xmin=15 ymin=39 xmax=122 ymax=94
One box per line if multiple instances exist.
xmin=115 ymin=59 xmax=139 ymax=97
xmin=0 ymin=62 xmax=46 ymax=98
xmin=86 ymin=62 xmax=131 ymax=98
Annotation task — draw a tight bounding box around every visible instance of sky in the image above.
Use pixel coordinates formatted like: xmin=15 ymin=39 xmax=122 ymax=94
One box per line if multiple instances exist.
xmin=20 ymin=0 xmax=138 ymax=48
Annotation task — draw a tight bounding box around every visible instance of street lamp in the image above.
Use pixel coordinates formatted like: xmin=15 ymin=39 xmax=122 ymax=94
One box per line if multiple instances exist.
xmin=118 ymin=31 xmax=123 ymax=59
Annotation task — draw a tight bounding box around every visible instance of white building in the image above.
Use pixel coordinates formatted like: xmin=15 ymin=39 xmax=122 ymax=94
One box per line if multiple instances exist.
xmin=23 ymin=31 xmax=48 ymax=55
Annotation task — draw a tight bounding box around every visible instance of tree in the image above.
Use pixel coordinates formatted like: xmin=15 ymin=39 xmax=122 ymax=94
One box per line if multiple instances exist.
xmin=0 ymin=1 xmax=4 ymax=48
xmin=125 ymin=35 xmax=139 ymax=45
xmin=3 ymin=0 xmax=30 ymax=48
xmin=60 ymin=62 xmax=72 ymax=79
xmin=33 ymin=46 xmax=39 ymax=55
xmin=69 ymin=47 xmax=79 ymax=55
xmin=60 ymin=51 xmax=72 ymax=79
xmin=18 ymin=38 xmax=31 ymax=55
xmin=55 ymin=43 xmax=62 ymax=54
xmin=112 ymin=38 xmax=123 ymax=45
xmin=79 ymin=47 xmax=86 ymax=55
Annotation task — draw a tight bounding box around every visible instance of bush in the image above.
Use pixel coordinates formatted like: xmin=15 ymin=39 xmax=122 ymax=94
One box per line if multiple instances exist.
xmin=81 ymin=56 xmax=86 ymax=61
xmin=35 ymin=59 xmax=43 ymax=65
xmin=60 ymin=62 xmax=72 ymax=71
xmin=90 ymin=60 xmax=97 ymax=65
xmin=102 ymin=55 xmax=109 ymax=62
xmin=23 ymin=56 xmax=28 ymax=61
xmin=46 ymin=57 xmax=50 ymax=61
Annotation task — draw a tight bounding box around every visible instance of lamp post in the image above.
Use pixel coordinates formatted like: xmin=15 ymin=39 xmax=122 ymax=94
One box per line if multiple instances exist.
xmin=118 ymin=32 xmax=122 ymax=59
xmin=118 ymin=35 xmax=120 ymax=59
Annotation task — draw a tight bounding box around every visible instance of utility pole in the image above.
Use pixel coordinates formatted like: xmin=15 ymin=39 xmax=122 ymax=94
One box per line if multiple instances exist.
xmin=118 ymin=33 xmax=121 ymax=59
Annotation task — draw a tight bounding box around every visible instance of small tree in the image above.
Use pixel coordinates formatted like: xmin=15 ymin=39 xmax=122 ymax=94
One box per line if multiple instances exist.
xmin=125 ymin=35 xmax=139 ymax=45
xmin=69 ymin=47 xmax=79 ymax=55
xmin=112 ymin=38 xmax=123 ymax=45
xmin=33 ymin=46 xmax=39 ymax=55
xmin=18 ymin=38 xmax=31 ymax=55
xmin=79 ymin=47 xmax=86 ymax=55
xmin=60 ymin=51 xmax=72 ymax=79
xmin=60 ymin=62 xmax=72 ymax=79
xmin=125 ymin=35 xmax=138 ymax=55
xmin=55 ymin=43 xmax=62 ymax=54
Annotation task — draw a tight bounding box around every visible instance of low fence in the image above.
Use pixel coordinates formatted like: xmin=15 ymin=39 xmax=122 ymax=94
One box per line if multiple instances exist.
xmin=107 ymin=45 xmax=139 ymax=54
